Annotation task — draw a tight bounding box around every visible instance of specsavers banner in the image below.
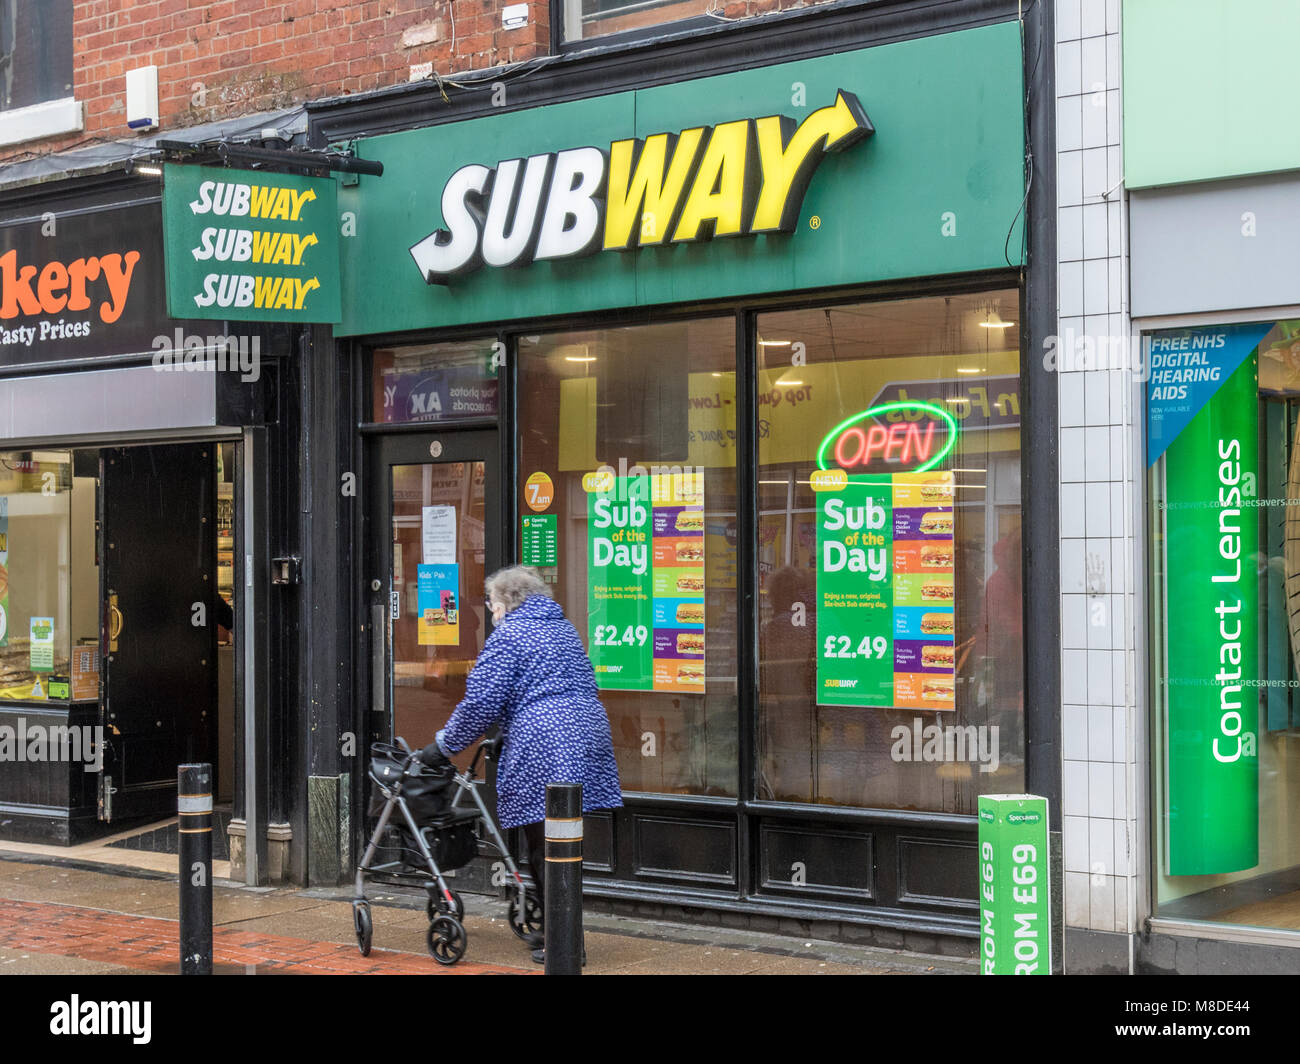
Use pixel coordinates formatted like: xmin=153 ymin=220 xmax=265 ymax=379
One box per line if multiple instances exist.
xmin=816 ymin=471 xmax=955 ymax=708
xmin=587 ymin=471 xmax=704 ymax=691
xmin=1152 ymin=324 xmax=1270 ymax=875
xmin=162 ymin=164 xmax=340 ymax=323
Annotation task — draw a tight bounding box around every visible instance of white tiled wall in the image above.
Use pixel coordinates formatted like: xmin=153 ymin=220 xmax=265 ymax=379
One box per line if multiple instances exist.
xmin=1056 ymin=0 xmax=1138 ymax=937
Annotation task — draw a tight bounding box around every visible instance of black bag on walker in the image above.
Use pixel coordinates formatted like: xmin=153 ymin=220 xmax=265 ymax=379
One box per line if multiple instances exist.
xmin=367 ymin=742 xmax=456 ymax=823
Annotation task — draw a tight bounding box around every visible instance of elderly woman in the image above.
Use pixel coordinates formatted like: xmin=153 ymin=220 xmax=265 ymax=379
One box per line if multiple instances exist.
xmin=420 ymin=564 xmax=621 ymax=961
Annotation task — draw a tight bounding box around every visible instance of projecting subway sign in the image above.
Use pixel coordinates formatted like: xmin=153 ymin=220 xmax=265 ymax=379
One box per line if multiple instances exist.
xmin=409 ymin=91 xmax=873 ymax=284
xmin=162 ymin=164 xmax=341 ymax=323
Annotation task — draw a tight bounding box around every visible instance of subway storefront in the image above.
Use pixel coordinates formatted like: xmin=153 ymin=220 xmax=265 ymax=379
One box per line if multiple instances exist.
xmin=314 ymin=16 xmax=1056 ymax=945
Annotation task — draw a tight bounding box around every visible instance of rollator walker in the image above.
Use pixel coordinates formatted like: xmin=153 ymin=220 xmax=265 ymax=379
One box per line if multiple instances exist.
xmin=352 ymin=736 xmax=542 ymax=965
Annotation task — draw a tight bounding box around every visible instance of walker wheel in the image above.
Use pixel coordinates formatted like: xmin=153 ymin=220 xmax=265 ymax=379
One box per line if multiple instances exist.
xmin=426 ymin=889 xmax=464 ymax=921
xmin=507 ymin=892 xmax=543 ymax=941
xmin=427 ymin=915 xmax=467 ymax=965
xmin=353 ymin=901 xmax=373 ymax=957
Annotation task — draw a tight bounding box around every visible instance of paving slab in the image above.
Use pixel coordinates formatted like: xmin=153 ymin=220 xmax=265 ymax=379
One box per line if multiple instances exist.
xmin=0 ymin=853 xmax=976 ymax=975
xmin=0 ymin=946 xmax=147 ymax=975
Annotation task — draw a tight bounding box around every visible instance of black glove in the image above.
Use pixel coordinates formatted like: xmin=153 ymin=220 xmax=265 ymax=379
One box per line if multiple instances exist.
xmin=417 ymin=741 xmax=451 ymax=768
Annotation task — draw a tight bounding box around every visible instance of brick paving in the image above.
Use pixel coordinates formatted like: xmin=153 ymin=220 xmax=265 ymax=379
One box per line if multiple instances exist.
xmin=0 ymin=897 xmax=531 ymax=976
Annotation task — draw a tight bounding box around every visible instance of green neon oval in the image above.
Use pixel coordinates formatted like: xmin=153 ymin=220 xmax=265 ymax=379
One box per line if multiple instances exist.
xmin=815 ymin=401 xmax=959 ymax=473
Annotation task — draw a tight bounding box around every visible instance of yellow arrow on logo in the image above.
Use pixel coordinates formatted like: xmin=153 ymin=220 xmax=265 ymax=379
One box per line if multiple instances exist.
xmin=750 ymin=90 xmax=874 ymax=233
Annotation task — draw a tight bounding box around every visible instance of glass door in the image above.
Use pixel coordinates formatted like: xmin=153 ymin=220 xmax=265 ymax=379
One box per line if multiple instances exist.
xmin=368 ymin=431 xmax=501 ymax=765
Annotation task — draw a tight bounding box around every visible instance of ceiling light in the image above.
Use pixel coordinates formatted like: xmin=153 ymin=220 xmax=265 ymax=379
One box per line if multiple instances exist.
xmin=776 ymin=379 xmax=804 ymax=387
xmin=979 ymin=310 xmax=1014 ymax=329
xmin=956 ymin=367 xmax=981 ymax=374
xmin=133 ymin=164 xmax=163 ymax=176
xmin=565 ymin=356 xmax=596 ymax=363
xmin=759 ymin=339 xmax=792 ymax=347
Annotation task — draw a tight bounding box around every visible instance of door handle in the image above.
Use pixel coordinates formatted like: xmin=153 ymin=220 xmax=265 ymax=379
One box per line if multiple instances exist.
xmin=371 ymin=604 xmax=386 ymax=715
xmin=108 ymin=593 xmax=123 ymax=652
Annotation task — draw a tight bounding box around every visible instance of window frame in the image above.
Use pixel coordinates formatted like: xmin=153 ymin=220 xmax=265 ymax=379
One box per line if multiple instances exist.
xmin=553 ymin=3 xmax=725 ymax=52
xmin=0 ymin=0 xmax=78 ymax=146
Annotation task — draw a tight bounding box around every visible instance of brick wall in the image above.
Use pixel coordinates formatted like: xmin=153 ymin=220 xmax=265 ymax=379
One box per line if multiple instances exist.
xmin=4 ymin=0 xmax=826 ymax=163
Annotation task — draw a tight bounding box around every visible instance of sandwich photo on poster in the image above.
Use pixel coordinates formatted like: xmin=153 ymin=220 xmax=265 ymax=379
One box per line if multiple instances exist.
xmin=650 ymin=472 xmax=706 ymax=692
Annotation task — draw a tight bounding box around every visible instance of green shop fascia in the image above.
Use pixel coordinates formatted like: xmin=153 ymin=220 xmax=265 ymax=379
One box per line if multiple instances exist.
xmin=325 ymin=20 xmax=1043 ymax=937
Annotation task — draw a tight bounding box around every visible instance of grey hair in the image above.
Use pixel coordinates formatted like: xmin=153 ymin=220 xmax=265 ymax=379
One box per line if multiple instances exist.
xmin=485 ymin=565 xmax=551 ymax=613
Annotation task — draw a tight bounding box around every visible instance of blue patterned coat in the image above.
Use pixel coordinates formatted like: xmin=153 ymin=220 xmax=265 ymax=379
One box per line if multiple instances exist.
xmin=435 ymin=595 xmax=623 ymax=828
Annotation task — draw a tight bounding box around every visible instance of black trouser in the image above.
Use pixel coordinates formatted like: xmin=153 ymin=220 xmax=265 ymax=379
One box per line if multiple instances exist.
xmin=522 ymin=820 xmax=545 ymax=917
xmin=522 ymin=818 xmax=586 ymax=958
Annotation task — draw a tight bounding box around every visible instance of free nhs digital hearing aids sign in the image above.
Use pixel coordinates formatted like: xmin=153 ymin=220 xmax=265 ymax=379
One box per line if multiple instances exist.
xmin=1149 ymin=323 xmax=1274 ymax=875
xmin=162 ymin=164 xmax=341 ymax=323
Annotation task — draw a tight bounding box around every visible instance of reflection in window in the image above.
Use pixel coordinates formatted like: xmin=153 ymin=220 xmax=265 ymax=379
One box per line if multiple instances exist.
xmin=519 ymin=319 xmax=738 ymax=797
xmin=756 ymin=291 xmax=1024 ymax=813
xmin=370 ymin=340 xmax=499 ymax=425
xmin=0 ymin=0 xmax=73 ymax=112
xmin=1151 ymin=320 xmax=1300 ymax=934
xmin=560 ymin=0 xmax=715 ymax=43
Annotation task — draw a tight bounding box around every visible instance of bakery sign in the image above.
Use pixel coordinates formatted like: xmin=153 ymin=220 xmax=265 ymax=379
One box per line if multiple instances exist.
xmin=410 ymin=91 xmax=873 ymax=284
xmin=0 ymin=202 xmax=179 ymax=370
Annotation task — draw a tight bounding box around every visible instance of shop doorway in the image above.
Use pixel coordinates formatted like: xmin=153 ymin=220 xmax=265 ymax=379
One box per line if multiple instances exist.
xmin=366 ymin=431 xmax=500 ymax=758
xmin=364 ymin=430 xmax=504 ymax=891
xmin=92 ymin=441 xmax=240 ymax=861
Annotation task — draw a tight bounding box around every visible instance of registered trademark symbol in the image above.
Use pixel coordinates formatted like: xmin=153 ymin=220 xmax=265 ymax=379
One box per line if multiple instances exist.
xmin=809 ymin=216 xmax=821 ymax=229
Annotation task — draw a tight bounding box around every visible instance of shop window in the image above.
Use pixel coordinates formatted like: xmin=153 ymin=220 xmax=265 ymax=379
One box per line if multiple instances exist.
xmin=559 ymin=0 xmax=716 ymax=44
xmin=519 ymin=319 xmax=738 ymax=797
xmin=1150 ymin=320 xmax=1300 ymax=933
xmin=0 ymin=451 xmax=94 ymax=702
xmin=0 ymin=0 xmax=73 ymax=112
xmin=756 ymin=291 xmax=1025 ymax=812
xmin=370 ymin=340 xmax=500 ymax=425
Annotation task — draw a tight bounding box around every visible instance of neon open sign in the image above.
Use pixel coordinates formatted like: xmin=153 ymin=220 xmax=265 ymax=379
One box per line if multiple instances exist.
xmin=816 ymin=401 xmax=959 ymax=473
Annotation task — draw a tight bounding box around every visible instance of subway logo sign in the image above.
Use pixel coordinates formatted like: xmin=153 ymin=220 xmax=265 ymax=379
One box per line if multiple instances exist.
xmin=410 ymin=91 xmax=873 ymax=284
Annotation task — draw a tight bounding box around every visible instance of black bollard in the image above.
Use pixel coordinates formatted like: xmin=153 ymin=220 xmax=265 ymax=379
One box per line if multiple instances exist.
xmin=178 ymin=763 xmax=213 ymax=975
xmin=544 ymin=782 xmax=583 ymax=976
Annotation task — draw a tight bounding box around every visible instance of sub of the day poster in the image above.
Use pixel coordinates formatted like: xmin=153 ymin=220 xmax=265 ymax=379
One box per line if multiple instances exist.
xmin=587 ymin=470 xmax=704 ymax=691
xmin=417 ymin=564 xmax=460 ymax=646
xmin=816 ymin=471 xmax=955 ymax=708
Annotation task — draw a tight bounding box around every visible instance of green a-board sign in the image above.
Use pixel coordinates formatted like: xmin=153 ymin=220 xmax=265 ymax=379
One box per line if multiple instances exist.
xmin=978 ymin=794 xmax=1051 ymax=975
xmin=162 ymin=164 xmax=341 ymax=323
